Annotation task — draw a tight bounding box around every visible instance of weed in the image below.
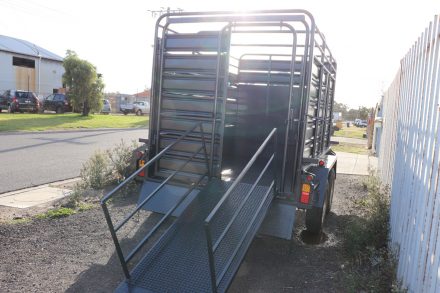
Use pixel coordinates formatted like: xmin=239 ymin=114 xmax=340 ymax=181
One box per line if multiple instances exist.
xmin=80 ymin=150 xmax=112 ymax=189
xmin=107 ymin=139 xmax=138 ymax=182
xmin=9 ymin=218 xmax=30 ymax=224
xmin=36 ymin=207 xmax=76 ymax=219
xmin=77 ymin=202 xmax=96 ymax=212
xmin=342 ymin=170 xmax=395 ymax=291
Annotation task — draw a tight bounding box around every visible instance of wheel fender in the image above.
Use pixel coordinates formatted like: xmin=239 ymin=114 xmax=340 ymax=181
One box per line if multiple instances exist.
xmin=308 ymin=155 xmax=337 ymax=208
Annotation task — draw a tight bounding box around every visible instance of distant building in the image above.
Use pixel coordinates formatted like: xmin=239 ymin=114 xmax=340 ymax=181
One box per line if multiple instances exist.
xmin=134 ymin=89 xmax=151 ymax=102
xmin=0 ymin=35 xmax=64 ymax=98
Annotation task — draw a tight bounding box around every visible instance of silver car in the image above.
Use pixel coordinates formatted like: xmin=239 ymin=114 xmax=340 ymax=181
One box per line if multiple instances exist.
xmin=101 ymin=99 xmax=111 ymax=114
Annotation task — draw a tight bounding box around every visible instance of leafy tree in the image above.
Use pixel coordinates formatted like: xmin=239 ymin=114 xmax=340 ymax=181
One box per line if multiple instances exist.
xmin=358 ymin=106 xmax=371 ymax=120
xmin=63 ymin=50 xmax=104 ymax=116
xmin=333 ymin=102 xmax=349 ymax=114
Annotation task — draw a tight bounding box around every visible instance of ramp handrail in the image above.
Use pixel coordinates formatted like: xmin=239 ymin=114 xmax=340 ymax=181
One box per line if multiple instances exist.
xmin=204 ymin=128 xmax=277 ymax=291
xmin=101 ymin=121 xmax=210 ymax=279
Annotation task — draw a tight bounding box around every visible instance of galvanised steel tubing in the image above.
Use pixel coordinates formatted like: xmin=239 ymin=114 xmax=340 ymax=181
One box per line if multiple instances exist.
xmin=212 ymin=154 xmax=275 ymax=252
xmin=125 ymin=173 xmax=207 ymax=263
xmin=314 ymin=58 xmax=326 ymax=156
xmin=168 ymin=15 xmax=306 ymax=24
xmin=216 ymin=24 xmax=232 ymax=181
xmin=114 ymin=145 xmax=205 ymax=232
xmin=204 ymin=128 xmax=277 ymax=224
xmin=291 ymin=19 xmax=311 ymax=191
xmin=281 ymin=21 xmax=298 ymax=192
xmin=209 ymin=28 xmax=226 ymax=177
xmin=101 ymin=121 xmax=202 ymax=204
xmin=200 ymin=123 xmax=211 ymax=178
xmin=153 ymin=21 xmax=171 ymax=172
xmin=205 ymin=223 xmax=218 ymax=293
xmin=101 ymin=203 xmax=131 ymax=279
xmin=215 ymin=181 xmax=275 ymax=286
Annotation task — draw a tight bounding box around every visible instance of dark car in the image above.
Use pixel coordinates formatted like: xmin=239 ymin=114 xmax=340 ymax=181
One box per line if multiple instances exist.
xmin=43 ymin=93 xmax=72 ymax=113
xmin=0 ymin=90 xmax=41 ymax=113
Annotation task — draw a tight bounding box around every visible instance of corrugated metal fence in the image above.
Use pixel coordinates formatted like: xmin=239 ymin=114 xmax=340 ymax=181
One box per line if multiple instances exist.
xmin=378 ymin=15 xmax=440 ymax=292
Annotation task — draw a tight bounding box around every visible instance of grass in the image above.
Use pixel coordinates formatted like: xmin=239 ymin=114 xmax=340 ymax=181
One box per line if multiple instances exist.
xmin=334 ymin=126 xmax=366 ymax=139
xmin=332 ymin=143 xmax=368 ymax=155
xmin=36 ymin=207 xmax=76 ymax=219
xmin=0 ymin=113 xmax=148 ymax=132
xmin=9 ymin=218 xmax=31 ymax=225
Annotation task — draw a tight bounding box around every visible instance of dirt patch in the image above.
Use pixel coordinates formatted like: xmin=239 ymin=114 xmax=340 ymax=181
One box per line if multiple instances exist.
xmin=0 ymin=174 xmax=367 ymax=292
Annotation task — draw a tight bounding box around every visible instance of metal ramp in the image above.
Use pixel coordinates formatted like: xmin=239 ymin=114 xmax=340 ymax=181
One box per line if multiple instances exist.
xmin=101 ymin=126 xmax=277 ymax=293
xmin=117 ymin=179 xmax=273 ymax=293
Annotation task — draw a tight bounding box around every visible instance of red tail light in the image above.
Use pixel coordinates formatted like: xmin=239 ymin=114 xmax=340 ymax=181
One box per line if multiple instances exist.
xmin=138 ymin=159 xmax=145 ymax=177
xmin=300 ymin=183 xmax=311 ymax=204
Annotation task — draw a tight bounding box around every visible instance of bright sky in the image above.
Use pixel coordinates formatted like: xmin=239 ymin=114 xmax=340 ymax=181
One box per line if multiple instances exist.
xmin=0 ymin=0 xmax=437 ymax=108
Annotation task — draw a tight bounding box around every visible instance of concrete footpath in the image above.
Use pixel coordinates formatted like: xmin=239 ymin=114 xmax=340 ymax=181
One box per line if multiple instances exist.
xmin=0 ymin=179 xmax=77 ymax=209
xmin=336 ymin=151 xmax=377 ymax=175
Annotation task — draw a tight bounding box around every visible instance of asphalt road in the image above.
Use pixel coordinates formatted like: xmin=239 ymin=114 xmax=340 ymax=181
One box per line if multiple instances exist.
xmin=0 ymin=128 xmax=148 ymax=194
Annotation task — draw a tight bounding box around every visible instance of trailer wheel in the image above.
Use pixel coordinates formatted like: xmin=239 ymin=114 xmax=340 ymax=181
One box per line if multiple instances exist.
xmin=326 ymin=170 xmax=336 ymax=214
xmin=305 ymin=178 xmax=331 ymax=235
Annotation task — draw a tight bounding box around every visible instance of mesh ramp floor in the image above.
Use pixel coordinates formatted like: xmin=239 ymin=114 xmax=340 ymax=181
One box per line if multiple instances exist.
xmin=117 ymin=178 xmax=272 ymax=293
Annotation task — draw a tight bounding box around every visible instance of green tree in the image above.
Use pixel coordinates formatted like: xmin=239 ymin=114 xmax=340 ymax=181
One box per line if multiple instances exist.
xmin=358 ymin=106 xmax=370 ymax=120
xmin=63 ymin=50 xmax=104 ymax=116
xmin=333 ymin=102 xmax=349 ymax=114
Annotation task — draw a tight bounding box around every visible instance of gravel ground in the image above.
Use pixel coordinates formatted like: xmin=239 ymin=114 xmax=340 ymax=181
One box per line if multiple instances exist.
xmin=0 ymin=174 xmax=367 ymax=292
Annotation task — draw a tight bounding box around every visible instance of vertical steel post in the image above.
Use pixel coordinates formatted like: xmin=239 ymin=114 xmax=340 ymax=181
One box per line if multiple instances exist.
xmin=205 ymin=224 xmax=218 ymax=293
xmin=101 ymin=203 xmax=130 ymax=279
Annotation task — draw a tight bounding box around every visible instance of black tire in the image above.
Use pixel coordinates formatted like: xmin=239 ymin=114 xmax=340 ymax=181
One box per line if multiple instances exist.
xmin=305 ymin=179 xmax=331 ymax=235
xmin=56 ymin=106 xmax=63 ymax=114
xmin=123 ymin=111 xmax=128 ymax=115
xmin=136 ymin=109 xmax=142 ymax=116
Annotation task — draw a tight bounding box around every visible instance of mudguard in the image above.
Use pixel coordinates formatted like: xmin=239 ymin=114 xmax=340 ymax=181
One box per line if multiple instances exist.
xmin=307 ymin=153 xmax=337 ymax=209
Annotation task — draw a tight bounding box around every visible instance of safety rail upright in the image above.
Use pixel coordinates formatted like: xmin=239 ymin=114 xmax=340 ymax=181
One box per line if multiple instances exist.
xmin=100 ymin=121 xmax=210 ymax=279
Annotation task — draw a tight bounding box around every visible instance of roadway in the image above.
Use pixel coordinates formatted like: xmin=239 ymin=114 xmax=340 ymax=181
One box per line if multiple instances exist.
xmin=0 ymin=128 xmax=148 ymax=194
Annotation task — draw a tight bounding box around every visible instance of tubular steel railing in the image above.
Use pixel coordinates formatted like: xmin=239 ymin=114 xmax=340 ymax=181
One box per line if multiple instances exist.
xmin=101 ymin=121 xmax=210 ymax=279
xmin=204 ymin=128 xmax=277 ymax=291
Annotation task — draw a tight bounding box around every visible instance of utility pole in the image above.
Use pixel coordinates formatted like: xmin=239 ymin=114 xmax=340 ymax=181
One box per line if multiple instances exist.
xmin=147 ymin=7 xmax=183 ymax=18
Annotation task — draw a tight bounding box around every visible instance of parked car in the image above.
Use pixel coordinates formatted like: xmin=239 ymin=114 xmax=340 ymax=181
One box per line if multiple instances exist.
xmin=120 ymin=101 xmax=150 ymax=116
xmin=43 ymin=93 xmax=72 ymax=114
xmin=358 ymin=120 xmax=368 ymax=127
xmin=101 ymin=99 xmax=111 ymax=114
xmin=0 ymin=90 xmax=41 ymax=113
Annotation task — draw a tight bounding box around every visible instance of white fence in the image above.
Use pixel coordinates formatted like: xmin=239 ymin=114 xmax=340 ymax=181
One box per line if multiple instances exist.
xmin=378 ymin=15 xmax=440 ymax=292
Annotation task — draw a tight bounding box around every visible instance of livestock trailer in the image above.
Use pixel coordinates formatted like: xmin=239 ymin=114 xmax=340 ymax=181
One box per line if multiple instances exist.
xmin=101 ymin=9 xmax=337 ymax=293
